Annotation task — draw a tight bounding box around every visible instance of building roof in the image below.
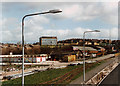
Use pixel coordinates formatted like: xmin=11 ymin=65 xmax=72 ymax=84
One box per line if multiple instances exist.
xmin=40 ymin=36 xmax=57 ymax=39
xmin=97 ymin=46 xmax=105 ymax=49
xmin=0 ymin=55 xmax=22 ymax=57
xmin=73 ymin=46 xmax=97 ymax=51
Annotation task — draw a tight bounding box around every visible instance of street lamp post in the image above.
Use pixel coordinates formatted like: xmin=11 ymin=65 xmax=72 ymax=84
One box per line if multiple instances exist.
xmin=22 ymin=9 xmax=62 ymax=86
xmin=83 ymin=30 xmax=100 ymax=84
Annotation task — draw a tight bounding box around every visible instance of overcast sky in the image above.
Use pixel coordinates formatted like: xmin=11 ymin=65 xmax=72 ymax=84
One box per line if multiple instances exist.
xmin=0 ymin=1 xmax=118 ymax=43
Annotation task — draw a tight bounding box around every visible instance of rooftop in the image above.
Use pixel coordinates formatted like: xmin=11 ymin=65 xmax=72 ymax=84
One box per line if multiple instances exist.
xmin=40 ymin=36 xmax=57 ymax=39
xmin=73 ymin=46 xmax=97 ymax=51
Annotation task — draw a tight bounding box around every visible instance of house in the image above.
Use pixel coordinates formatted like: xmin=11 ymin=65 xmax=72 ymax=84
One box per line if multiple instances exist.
xmin=25 ymin=45 xmax=32 ymax=50
xmin=63 ymin=55 xmax=76 ymax=62
xmin=94 ymin=42 xmax=99 ymax=45
xmin=85 ymin=41 xmax=92 ymax=45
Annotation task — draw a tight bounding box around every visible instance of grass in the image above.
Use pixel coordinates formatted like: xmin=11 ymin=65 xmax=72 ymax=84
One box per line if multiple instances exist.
xmin=62 ymin=61 xmax=105 ymax=84
xmin=2 ymin=61 xmax=105 ymax=86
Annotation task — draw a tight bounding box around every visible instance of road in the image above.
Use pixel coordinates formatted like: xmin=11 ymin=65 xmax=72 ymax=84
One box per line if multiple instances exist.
xmin=87 ymin=54 xmax=115 ymax=61
xmin=99 ymin=63 xmax=120 ymax=86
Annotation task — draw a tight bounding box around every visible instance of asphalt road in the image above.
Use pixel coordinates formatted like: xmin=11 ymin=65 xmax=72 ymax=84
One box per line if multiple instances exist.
xmin=99 ymin=63 xmax=120 ymax=86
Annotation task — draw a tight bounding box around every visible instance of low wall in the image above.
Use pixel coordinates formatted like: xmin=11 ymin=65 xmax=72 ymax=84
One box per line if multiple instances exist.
xmin=86 ymin=58 xmax=118 ymax=85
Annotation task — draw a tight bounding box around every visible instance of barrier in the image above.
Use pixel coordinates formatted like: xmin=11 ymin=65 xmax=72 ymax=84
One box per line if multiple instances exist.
xmin=86 ymin=60 xmax=118 ymax=85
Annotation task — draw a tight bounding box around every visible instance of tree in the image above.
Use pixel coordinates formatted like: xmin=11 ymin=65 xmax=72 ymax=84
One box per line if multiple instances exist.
xmin=32 ymin=46 xmax=41 ymax=54
xmin=13 ymin=47 xmax=22 ymax=55
xmin=61 ymin=45 xmax=73 ymax=52
xmin=40 ymin=46 xmax=52 ymax=54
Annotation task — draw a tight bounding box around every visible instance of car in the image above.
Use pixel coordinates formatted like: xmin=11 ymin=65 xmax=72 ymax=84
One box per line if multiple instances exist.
xmin=32 ymin=70 xmax=40 ymax=72
xmin=7 ymin=76 xmax=13 ymax=80
xmin=68 ymin=64 xmax=76 ymax=66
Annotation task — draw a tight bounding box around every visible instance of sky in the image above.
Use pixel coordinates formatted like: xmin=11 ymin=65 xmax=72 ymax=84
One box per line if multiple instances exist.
xmin=0 ymin=1 xmax=119 ymax=43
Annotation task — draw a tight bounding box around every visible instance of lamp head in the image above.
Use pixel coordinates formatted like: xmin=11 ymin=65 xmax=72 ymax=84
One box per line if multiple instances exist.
xmin=49 ymin=9 xmax=62 ymax=13
xmin=94 ymin=30 xmax=100 ymax=32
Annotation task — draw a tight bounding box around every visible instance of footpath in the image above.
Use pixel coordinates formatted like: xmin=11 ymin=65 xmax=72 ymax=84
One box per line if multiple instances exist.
xmin=70 ymin=55 xmax=118 ymax=84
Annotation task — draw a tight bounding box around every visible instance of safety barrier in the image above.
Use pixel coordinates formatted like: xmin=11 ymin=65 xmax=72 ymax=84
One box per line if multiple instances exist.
xmin=86 ymin=59 xmax=118 ymax=85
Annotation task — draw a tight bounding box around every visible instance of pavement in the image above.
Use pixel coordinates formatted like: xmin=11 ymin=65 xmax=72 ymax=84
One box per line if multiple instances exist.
xmin=70 ymin=56 xmax=118 ymax=84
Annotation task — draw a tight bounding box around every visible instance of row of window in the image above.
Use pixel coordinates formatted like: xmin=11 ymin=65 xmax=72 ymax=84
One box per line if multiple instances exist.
xmin=2 ymin=57 xmax=37 ymax=63
xmin=41 ymin=39 xmax=57 ymax=45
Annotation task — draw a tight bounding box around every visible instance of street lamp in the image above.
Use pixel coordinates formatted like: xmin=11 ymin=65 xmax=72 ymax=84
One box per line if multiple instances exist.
xmin=83 ymin=30 xmax=100 ymax=84
xmin=22 ymin=9 xmax=62 ymax=86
